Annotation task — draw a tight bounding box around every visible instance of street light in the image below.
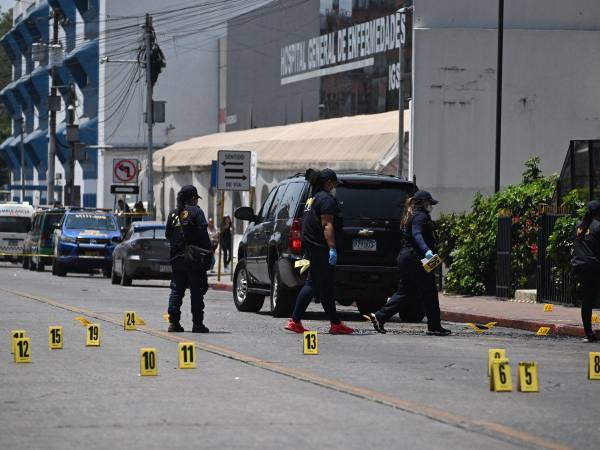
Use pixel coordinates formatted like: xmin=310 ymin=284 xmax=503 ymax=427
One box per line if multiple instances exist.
xmin=494 ymin=0 xmax=504 ymax=193
xmin=397 ymin=5 xmax=413 ymax=179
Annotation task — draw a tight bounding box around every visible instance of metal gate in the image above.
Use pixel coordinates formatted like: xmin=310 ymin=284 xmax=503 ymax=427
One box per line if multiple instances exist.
xmin=496 ymin=216 xmax=512 ymax=298
xmin=536 ymin=212 xmax=573 ymax=305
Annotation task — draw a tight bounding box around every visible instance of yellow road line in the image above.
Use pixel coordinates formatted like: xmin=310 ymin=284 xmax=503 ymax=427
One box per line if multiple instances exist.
xmin=1 ymin=286 xmax=572 ymax=450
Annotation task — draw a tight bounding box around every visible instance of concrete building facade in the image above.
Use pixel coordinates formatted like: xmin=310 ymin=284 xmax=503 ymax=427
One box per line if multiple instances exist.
xmin=411 ymin=0 xmax=600 ymax=213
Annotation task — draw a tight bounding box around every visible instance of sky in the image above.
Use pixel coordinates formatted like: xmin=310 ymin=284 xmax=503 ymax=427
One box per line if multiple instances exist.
xmin=0 ymin=0 xmax=13 ymax=15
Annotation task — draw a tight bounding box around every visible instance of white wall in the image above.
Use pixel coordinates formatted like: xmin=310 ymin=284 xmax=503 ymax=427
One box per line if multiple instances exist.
xmin=412 ymin=0 xmax=600 ymax=214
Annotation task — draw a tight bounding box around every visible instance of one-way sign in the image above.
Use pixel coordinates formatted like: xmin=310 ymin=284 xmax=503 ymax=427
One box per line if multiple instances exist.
xmin=217 ymin=150 xmax=251 ymax=191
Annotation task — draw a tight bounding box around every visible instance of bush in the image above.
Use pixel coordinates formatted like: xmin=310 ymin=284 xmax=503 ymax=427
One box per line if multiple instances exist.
xmin=437 ymin=157 xmax=556 ymax=296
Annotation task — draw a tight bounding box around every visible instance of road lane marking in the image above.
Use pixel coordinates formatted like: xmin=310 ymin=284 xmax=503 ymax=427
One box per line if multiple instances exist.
xmin=1 ymin=286 xmax=572 ymax=450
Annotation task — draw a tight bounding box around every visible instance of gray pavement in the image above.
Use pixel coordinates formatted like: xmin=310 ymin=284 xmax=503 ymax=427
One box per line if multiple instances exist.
xmin=1 ymin=262 xmax=599 ymax=449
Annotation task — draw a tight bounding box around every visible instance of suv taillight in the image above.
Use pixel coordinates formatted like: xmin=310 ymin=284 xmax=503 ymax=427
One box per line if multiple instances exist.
xmin=289 ymin=219 xmax=302 ymax=253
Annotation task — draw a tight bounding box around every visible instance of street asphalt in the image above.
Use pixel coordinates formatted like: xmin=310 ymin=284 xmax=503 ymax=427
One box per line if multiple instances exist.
xmin=0 ymin=262 xmax=599 ymax=450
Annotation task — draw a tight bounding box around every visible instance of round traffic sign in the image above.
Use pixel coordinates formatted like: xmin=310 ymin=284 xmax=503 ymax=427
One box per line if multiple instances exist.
xmin=113 ymin=159 xmax=138 ymax=183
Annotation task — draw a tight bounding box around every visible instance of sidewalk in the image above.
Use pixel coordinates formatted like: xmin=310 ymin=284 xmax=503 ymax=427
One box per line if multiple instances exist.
xmin=206 ymin=275 xmax=588 ymax=337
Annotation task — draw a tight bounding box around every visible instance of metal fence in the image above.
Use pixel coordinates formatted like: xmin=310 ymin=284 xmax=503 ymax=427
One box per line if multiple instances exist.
xmin=496 ymin=216 xmax=512 ymax=299
xmin=536 ymin=212 xmax=574 ymax=305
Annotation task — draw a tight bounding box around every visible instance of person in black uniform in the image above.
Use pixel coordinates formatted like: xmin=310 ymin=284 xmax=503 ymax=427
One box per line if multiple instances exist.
xmin=365 ymin=190 xmax=451 ymax=336
xmin=285 ymin=168 xmax=354 ymax=335
xmin=165 ymin=185 xmax=212 ymax=333
xmin=571 ymin=200 xmax=600 ymax=343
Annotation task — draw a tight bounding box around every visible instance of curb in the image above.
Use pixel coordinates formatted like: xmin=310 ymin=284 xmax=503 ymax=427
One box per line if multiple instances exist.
xmin=209 ymin=282 xmax=233 ymax=292
xmin=205 ymin=283 xmax=585 ymax=337
xmin=440 ymin=310 xmax=585 ymax=338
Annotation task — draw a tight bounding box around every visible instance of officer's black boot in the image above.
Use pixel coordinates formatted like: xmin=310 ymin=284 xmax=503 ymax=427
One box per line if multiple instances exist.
xmin=168 ymin=322 xmax=184 ymax=332
xmin=192 ymin=323 xmax=210 ymax=333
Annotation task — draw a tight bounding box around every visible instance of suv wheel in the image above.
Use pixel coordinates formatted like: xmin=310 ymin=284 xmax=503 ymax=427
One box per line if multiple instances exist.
xmin=233 ymin=258 xmax=264 ymax=312
xmin=356 ymin=298 xmax=386 ymax=315
xmin=29 ymin=258 xmax=36 ymax=271
xmin=102 ymin=266 xmax=112 ymax=278
xmin=270 ymin=265 xmax=295 ymax=317
xmin=22 ymin=256 xmax=29 ymax=270
xmin=111 ymin=261 xmax=121 ymax=285
xmin=36 ymin=260 xmax=45 ymax=272
xmin=120 ymin=260 xmax=132 ymax=286
xmin=52 ymin=259 xmax=67 ymax=277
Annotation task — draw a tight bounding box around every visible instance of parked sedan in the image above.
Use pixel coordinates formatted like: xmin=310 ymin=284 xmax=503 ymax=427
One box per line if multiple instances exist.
xmin=111 ymin=221 xmax=171 ymax=286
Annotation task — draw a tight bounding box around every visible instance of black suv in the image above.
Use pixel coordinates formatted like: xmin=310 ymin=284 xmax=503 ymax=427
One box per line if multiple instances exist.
xmin=233 ymin=171 xmax=422 ymax=320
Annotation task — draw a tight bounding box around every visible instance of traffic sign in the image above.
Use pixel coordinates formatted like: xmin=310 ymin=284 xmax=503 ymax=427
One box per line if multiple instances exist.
xmin=217 ymin=150 xmax=251 ymax=191
xmin=110 ymin=185 xmax=139 ymax=194
xmin=113 ymin=159 xmax=139 ymax=184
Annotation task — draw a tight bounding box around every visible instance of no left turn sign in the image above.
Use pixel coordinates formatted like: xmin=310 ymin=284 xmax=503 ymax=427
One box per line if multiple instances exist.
xmin=113 ymin=159 xmax=139 ymax=184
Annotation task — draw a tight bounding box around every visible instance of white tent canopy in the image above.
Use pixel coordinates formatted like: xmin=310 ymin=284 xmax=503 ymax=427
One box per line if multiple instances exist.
xmin=153 ymin=111 xmax=407 ymax=172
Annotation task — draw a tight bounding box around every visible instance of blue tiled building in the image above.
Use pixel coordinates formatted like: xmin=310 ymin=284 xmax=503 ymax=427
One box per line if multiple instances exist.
xmin=0 ymin=0 xmax=98 ymax=206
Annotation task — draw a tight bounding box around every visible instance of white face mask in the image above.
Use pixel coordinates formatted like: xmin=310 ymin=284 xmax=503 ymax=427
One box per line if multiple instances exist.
xmin=425 ymin=204 xmax=433 ymax=213
xmin=330 ymin=187 xmax=337 ymax=197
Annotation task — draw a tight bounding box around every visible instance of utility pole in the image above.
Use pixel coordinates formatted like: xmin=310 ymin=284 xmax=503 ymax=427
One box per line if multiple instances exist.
xmin=144 ymin=13 xmax=155 ymax=219
xmin=65 ymin=85 xmax=76 ymax=206
xmin=18 ymin=113 xmax=24 ymax=202
xmin=494 ymin=0 xmax=504 ymax=193
xmin=47 ymin=11 xmax=61 ymax=205
xmin=397 ymin=6 xmax=412 ymax=179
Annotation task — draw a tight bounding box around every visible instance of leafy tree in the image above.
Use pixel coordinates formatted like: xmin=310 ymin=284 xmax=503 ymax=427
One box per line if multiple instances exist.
xmin=0 ymin=7 xmax=13 ymax=187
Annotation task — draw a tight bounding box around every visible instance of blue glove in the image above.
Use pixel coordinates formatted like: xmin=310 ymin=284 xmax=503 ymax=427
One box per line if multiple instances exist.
xmin=328 ymin=248 xmax=337 ymax=266
xmin=425 ymin=250 xmax=434 ymax=260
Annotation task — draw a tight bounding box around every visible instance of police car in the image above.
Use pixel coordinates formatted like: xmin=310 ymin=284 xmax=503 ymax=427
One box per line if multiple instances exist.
xmin=51 ymin=208 xmax=121 ymax=277
xmin=0 ymin=202 xmax=34 ymax=263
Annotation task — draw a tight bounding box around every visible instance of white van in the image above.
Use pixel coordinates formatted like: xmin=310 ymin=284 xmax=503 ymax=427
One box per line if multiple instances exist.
xmin=0 ymin=203 xmax=35 ymax=262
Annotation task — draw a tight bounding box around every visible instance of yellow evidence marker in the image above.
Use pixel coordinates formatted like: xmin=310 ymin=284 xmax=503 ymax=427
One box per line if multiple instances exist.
xmin=74 ymin=316 xmax=91 ymax=326
xmin=517 ymin=362 xmax=539 ymax=392
xmin=536 ymin=327 xmax=551 ymax=336
xmin=488 ymin=348 xmax=506 ymax=376
xmin=421 ymin=254 xmax=442 ymax=273
xmin=543 ymin=304 xmax=553 ymax=312
xmin=86 ymin=324 xmax=101 ymax=346
xmin=163 ymin=313 xmax=170 ymax=323
xmin=592 ymin=314 xmax=600 ymax=324
xmin=140 ymin=348 xmax=158 ymax=376
xmin=10 ymin=330 xmax=25 ymax=354
xmin=123 ymin=311 xmax=137 ymax=330
xmin=49 ymin=326 xmax=63 ymax=349
xmin=14 ymin=337 xmax=31 ymax=363
xmin=467 ymin=322 xmax=497 ymax=333
xmin=178 ymin=342 xmax=196 ymax=369
xmin=303 ymin=331 xmax=318 ymax=355
xmin=589 ymin=352 xmax=600 ymax=380
xmin=490 ymin=359 xmax=512 ymax=392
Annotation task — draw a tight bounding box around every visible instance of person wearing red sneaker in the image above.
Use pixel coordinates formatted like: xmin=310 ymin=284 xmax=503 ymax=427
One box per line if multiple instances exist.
xmin=285 ymin=168 xmax=354 ymax=335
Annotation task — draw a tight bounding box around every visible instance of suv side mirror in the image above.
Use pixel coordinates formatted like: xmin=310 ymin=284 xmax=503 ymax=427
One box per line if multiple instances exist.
xmin=235 ymin=206 xmax=256 ymax=222
xmin=111 ymin=236 xmax=122 ymax=244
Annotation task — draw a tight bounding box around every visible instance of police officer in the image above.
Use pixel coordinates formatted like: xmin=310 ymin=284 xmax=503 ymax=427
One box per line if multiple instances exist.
xmin=285 ymin=168 xmax=354 ymax=335
xmin=165 ymin=185 xmax=212 ymax=333
xmin=365 ymin=191 xmax=451 ymax=336
xmin=571 ymin=200 xmax=600 ymax=342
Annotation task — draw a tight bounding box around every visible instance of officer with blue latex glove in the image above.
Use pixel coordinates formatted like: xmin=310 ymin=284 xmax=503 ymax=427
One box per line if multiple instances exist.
xmin=328 ymin=248 xmax=337 ymax=265
xmin=365 ymin=190 xmax=451 ymax=337
xmin=284 ymin=168 xmax=354 ymax=335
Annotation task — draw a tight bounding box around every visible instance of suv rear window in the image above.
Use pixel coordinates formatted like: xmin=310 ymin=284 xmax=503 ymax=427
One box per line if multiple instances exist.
xmin=337 ymin=182 xmax=411 ymax=220
xmin=42 ymin=212 xmax=63 ymax=234
xmin=65 ymin=214 xmax=117 ymax=231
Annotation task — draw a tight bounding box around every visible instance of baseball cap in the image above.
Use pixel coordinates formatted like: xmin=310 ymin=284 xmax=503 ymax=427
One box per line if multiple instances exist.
xmin=413 ymin=190 xmax=438 ymax=205
xmin=320 ymin=168 xmax=338 ymax=183
xmin=180 ymin=185 xmax=201 ymax=199
xmin=588 ymin=200 xmax=600 ymax=216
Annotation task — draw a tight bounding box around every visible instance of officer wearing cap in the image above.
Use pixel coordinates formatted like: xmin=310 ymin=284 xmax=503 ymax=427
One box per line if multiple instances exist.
xmin=165 ymin=185 xmax=212 ymax=333
xmin=365 ymin=190 xmax=451 ymax=336
xmin=571 ymin=200 xmax=600 ymax=342
xmin=285 ymin=168 xmax=354 ymax=335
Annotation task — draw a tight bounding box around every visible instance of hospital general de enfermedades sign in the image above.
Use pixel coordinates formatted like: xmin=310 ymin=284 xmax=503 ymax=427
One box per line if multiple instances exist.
xmin=280 ymin=12 xmax=406 ymax=89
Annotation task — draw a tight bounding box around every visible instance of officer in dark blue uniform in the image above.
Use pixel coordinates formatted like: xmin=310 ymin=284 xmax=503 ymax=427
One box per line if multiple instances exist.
xmin=165 ymin=185 xmax=212 ymax=333
xmin=365 ymin=190 xmax=451 ymax=336
xmin=571 ymin=200 xmax=600 ymax=342
xmin=285 ymin=168 xmax=354 ymax=335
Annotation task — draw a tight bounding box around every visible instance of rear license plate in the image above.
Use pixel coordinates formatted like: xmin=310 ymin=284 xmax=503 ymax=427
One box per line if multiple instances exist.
xmin=352 ymin=238 xmax=377 ymax=251
xmin=159 ymin=264 xmax=171 ymax=273
xmin=84 ymin=251 xmax=100 ymax=257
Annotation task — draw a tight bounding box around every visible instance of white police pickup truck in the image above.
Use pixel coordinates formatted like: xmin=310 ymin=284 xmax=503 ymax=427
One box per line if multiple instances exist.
xmin=0 ymin=202 xmax=34 ymax=263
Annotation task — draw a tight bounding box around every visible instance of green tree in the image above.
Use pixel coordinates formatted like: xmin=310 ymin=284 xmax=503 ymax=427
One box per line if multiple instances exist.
xmin=0 ymin=7 xmax=13 ymax=187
